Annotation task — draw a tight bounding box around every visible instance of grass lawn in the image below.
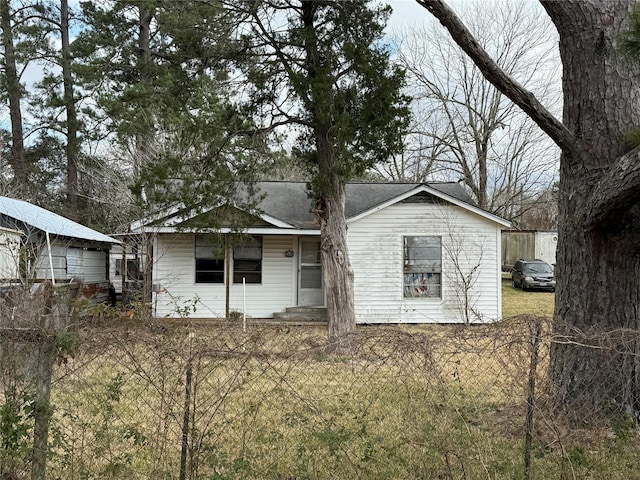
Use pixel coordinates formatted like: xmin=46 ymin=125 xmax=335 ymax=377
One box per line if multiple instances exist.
xmin=36 ymin=278 xmax=640 ymax=480
xmin=502 ymin=275 xmax=555 ymax=318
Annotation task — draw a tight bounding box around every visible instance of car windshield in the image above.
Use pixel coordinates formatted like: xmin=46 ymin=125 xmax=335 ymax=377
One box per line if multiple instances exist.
xmin=524 ymin=263 xmax=553 ymax=274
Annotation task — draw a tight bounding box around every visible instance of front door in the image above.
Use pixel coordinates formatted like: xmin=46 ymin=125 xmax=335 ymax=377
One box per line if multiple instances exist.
xmin=298 ymin=238 xmax=323 ymax=306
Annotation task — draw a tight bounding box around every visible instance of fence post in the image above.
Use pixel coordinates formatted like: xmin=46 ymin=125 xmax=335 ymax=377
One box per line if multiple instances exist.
xmin=179 ymin=334 xmax=195 ymax=480
xmin=31 ymin=283 xmax=56 ymax=480
xmin=524 ymin=316 xmax=542 ymax=480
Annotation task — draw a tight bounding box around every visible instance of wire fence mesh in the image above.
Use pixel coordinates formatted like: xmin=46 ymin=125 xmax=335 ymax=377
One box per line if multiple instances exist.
xmin=1 ymin=292 xmax=640 ymax=479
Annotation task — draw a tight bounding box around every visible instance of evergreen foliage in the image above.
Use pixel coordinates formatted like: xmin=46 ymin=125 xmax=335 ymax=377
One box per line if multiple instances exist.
xmin=238 ymin=0 xmax=410 ymax=195
xmin=72 ymin=0 xmax=269 ymax=220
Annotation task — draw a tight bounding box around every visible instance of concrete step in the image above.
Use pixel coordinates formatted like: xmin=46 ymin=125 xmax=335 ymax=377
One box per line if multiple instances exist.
xmin=285 ymin=306 xmax=327 ymax=314
xmin=273 ymin=307 xmax=327 ymax=322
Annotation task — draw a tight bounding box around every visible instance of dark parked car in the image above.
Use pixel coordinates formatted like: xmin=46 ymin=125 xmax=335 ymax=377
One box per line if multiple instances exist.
xmin=511 ymin=259 xmax=555 ymax=291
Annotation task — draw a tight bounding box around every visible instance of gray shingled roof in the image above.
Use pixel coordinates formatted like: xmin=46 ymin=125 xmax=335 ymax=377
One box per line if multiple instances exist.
xmin=255 ymin=181 xmax=476 ymax=228
xmin=0 ymin=196 xmax=119 ymax=244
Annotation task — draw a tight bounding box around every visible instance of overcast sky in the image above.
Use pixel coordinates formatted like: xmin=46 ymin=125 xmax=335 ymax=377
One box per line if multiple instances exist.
xmin=388 ymin=0 xmax=430 ymax=31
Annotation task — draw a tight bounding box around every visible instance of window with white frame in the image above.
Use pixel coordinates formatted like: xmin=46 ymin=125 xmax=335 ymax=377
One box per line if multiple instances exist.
xmin=403 ymin=236 xmax=442 ymax=298
xmin=195 ymin=236 xmax=225 ymax=283
xmin=233 ymin=236 xmax=262 ymax=284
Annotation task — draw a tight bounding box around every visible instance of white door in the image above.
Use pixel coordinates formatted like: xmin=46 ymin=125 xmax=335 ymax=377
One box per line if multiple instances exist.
xmin=298 ymin=238 xmax=323 ymax=306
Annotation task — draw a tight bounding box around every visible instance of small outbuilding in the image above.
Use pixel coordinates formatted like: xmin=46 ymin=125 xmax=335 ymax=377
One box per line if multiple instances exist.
xmin=133 ymin=182 xmax=510 ymax=324
xmin=0 ymin=196 xmax=120 ymax=302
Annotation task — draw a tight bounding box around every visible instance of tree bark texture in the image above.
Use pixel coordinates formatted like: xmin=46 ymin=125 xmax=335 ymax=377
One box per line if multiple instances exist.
xmin=314 ymin=178 xmax=357 ymax=348
xmin=61 ymin=0 xmax=79 ymax=221
xmin=133 ymin=5 xmax=154 ymax=176
xmin=542 ymin=0 xmax=640 ymax=418
xmin=421 ymin=0 xmax=640 ymax=418
xmin=313 ymin=134 xmax=356 ymax=348
xmin=0 ymin=0 xmax=27 ymax=190
xmin=301 ymin=1 xmax=357 ymax=345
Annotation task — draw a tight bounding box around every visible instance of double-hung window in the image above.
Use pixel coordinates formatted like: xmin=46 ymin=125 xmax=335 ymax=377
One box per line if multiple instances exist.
xmin=195 ymin=236 xmax=225 ymax=284
xmin=403 ymin=236 xmax=442 ymax=298
xmin=233 ymin=236 xmax=262 ymax=284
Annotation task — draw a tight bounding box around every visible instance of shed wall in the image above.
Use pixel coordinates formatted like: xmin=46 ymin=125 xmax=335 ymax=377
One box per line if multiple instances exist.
xmin=35 ymin=244 xmax=108 ymax=283
xmin=34 ymin=245 xmax=66 ymax=280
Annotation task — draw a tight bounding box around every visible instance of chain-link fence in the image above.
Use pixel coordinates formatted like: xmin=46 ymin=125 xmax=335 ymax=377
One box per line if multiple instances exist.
xmin=1 ymin=293 xmax=640 ymax=479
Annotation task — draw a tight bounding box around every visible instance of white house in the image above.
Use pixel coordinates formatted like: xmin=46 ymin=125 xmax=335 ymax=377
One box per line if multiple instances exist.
xmin=132 ymin=182 xmax=511 ymax=324
xmin=0 ymin=196 xmax=120 ymax=301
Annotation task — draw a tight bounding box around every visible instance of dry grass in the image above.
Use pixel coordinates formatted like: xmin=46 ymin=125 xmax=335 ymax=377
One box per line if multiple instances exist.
xmin=8 ymin=284 xmax=640 ymax=479
xmin=41 ymin=312 xmax=640 ymax=480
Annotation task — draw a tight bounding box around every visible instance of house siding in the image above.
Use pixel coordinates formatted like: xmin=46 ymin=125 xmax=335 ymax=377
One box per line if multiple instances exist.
xmin=152 ymin=234 xmax=296 ymax=318
xmin=0 ymin=228 xmax=20 ymax=280
xmin=348 ymin=203 xmax=501 ymax=324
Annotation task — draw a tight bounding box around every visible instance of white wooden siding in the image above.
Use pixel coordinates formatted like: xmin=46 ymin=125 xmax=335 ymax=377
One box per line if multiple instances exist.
xmin=0 ymin=229 xmax=20 ymax=280
xmin=150 ymin=203 xmax=503 ymax=323
xmin=152 ymin=234 xmax=296 ymax=318
xmin=348 ymin=203 xmax=502 ymax=324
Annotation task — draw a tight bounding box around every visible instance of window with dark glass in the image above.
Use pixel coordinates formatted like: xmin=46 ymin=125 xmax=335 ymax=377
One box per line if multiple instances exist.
xmin=195 ymin=236 xmax=224 ymax=284
xmin=233 ymin=236 xmax=262 ymax=284
xmin=403 ymin=236 xmax=442 ymax=298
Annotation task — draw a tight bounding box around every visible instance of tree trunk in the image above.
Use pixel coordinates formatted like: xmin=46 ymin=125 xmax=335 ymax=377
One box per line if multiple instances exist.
xmin=300 ymin=1 xmax=357 ymax=346
xmin=61 ymin=0 xmax=79 ymax=221
xmin=0 ymin=0 xmax=27 ymax=191
xmin=315 ymin=185 xmax=356 ymax=348
xmin=541 ymin=0 xmax=640 ymax=418
xmin=313 ymin=137 xmax=356 ymax=349
xmin=421 ymin=0 xmax=640 ymax=420
xmin=133 ymin=4 xmax=154 ymax=176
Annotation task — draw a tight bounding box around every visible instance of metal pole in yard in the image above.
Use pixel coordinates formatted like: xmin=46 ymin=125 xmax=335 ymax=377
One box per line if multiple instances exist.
xmin=225 ymin=241 xmax=231 ymax=319
xmin=243 ymin=277 xmax=246 ymax=333
xmin=45 ymin=231 xmax=55 ymax=285
xmin=524 ymin=317 xmax=542 ymax=480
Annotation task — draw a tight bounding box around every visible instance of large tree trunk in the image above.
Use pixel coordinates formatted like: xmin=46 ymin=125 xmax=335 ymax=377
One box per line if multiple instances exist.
xmin=313 ymin=136 xmax=356 ymax=348
xmin=0 ymin=0 xmax=27 ymax=191
xmin=542 ymin=0 xmax=640 ymax=418
xmin=61 ymin=0 xmax=79 ymax=221
xmin=420 ymin=0 xmax=640 ymax=419
xmin=133 ymin=4 xmax=154 ymax=178
xmin=301 ymin=1 xmax=357 ymax=346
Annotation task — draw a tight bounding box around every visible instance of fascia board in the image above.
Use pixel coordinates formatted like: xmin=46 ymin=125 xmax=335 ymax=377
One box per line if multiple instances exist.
xmin=346 ymin=185 xmax=512 ymax=228
xmin=130 ymin=203 xmax=188 ymax=231
xmin=133 ymin=226 xmax=320 ymax=236
xmin=257 ymin=214 xmax=295 ymax=228
xmin=130 ymin=204 xmax=295 ymax=231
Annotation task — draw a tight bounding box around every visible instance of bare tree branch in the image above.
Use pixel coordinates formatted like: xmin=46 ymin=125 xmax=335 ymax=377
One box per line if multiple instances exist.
xmin=416 ymin=0 xmax=577 ymax=154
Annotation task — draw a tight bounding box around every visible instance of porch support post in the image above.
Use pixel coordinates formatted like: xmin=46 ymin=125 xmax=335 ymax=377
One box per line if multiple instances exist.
xmin=225 ymin=239 xmax=231 ymax=319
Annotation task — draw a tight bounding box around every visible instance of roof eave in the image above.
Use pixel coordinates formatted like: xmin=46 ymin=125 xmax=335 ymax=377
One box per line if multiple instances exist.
xmin=346 ymin=184 xmax=512 ymax=227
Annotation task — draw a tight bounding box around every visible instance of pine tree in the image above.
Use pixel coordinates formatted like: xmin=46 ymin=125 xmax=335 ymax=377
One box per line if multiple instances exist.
xmin=74 ymin=0 xmax=264 ymax=213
